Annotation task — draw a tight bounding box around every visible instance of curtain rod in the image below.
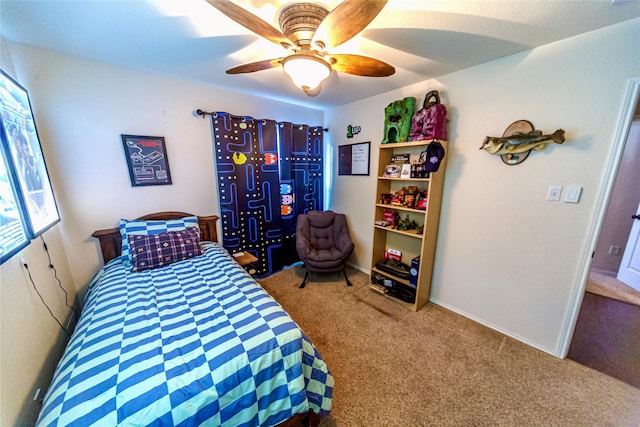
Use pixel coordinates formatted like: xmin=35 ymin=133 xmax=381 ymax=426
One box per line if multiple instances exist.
xmin=196 ymin=109 xmax=328 ymax=132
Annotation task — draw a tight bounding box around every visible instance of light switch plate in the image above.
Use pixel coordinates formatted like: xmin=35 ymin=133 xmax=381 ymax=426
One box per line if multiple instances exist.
xmin=547 ymin=185 xmax=562 ymax=201
xmin=564 ymin=185 xmax=582 ymax=203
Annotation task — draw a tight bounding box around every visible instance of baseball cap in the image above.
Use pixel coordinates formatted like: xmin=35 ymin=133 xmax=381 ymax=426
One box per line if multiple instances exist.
xmin=423 ymin=140 xmax=445 ymax=172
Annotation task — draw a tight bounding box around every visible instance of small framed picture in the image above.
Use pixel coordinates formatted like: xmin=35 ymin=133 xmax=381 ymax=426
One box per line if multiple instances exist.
xmin=338 ymin=141 xmax=370 ymax=176
xmin=400 ymin=164 xmax=412 ymax=178
xmin=121 ymin=135 xmax=172 ymax=186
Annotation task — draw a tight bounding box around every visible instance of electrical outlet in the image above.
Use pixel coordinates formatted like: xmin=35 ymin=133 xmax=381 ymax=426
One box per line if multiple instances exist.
xmin=547 ymin=185 xmax=562 ymax=201
xmin=609 ymin=245 xmax=620 ymax=255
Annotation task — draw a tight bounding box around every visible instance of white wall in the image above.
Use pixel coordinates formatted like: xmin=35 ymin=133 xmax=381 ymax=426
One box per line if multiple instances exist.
xmin=326 ymin=19 xmax=640 ymax=356
xmin=1 ymin=41 xmax=322 ymax=425
xmin=1 ymin=40 xmax=78 ymax=426
xmin=8 ymin=42 xmax=323 ymax=292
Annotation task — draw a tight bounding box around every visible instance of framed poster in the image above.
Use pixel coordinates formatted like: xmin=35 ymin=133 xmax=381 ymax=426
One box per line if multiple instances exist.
xmin=121 ymin=134 xmax=172 ymax=186
xmin=0 ymin=68 xmax=60 ymax=238
xmin=338 ymin=141 xmax=370 ymax=176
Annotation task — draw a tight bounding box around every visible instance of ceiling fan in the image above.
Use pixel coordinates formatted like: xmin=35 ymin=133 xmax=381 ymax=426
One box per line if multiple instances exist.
xmin=206 ymin=0 xmax=395 ymax=96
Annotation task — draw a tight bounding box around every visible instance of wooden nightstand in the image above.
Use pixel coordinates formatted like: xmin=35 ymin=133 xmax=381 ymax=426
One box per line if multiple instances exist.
xmin=232 ymin=251 xmax=258 ymax=267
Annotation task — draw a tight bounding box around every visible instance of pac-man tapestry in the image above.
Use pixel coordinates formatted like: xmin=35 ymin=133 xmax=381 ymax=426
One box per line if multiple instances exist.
xmin=278 ymin=122 xmax=324 ymax=266
xmin=212 ymin=112 xmax=323 ymax=277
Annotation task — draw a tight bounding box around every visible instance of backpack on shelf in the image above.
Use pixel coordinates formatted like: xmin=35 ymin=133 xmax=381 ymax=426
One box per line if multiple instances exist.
xmin=409 ymin=90 xmax=448 ymax=141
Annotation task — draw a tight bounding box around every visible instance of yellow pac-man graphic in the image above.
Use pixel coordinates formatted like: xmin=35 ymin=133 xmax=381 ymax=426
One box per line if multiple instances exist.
xmin=232 ymin=152 xmax=247 ymax=165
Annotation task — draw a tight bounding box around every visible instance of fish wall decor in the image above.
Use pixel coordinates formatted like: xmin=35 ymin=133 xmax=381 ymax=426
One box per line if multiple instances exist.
xmin=481 ymin=120 xmax=566 ymax=165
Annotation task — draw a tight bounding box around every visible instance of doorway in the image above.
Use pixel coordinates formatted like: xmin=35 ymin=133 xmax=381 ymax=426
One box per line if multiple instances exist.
xmin=587 ymin=114 xmax=640 ymax=302
xmin=567 ymin=79 xmax=640 ymax=388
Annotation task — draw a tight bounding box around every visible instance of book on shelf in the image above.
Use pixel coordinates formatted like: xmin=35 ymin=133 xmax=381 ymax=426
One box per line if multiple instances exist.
xmin=390 ymin=153 xmax=410 ymax=164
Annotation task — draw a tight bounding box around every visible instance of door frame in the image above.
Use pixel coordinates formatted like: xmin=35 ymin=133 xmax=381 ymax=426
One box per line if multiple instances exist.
xmin=559 ymin=77 xmax=640 ymax=358
xmin=617 ymin=185 xmax=640 ymax=290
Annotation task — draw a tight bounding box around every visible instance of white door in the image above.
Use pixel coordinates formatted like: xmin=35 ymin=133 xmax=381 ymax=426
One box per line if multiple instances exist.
xmin=617 ymin=200 xmax=640 ymax=291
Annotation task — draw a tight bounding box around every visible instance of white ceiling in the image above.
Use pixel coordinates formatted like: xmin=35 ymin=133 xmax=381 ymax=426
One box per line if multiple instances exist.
xmin=1 ymin=0 xmax=639 ymax=110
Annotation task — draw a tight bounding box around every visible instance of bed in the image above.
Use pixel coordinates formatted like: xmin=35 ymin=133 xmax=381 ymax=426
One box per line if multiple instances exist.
xmin=36 ymin=212 xmax=333 ymax=427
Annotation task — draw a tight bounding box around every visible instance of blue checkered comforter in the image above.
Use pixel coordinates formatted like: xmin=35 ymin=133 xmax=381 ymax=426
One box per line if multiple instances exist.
xmin=37 ymin=243 xmax=333 ymax=426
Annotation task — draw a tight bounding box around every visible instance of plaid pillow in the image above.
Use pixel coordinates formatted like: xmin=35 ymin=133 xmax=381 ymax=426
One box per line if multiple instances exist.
xmin=119 ymin=216 xmax=200 ymax=266
xmin=129 ymin=227 xmax=202 ymax=272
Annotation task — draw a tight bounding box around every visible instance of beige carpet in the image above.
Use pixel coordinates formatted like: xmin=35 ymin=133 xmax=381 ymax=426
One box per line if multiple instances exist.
xmin=259 ymin=266 xmax=640 ymax=426
xmin=586 ymin=270 xmax=640 ymax=307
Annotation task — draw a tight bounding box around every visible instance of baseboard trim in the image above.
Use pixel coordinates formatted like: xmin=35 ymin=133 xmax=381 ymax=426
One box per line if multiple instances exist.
xmin=429 ymin=297 xmax=558 ymax=358
xmin=590 ymin=267 xmax=617 ymax=277
xmin=349 ymin=262 xmax=559 ymax=357
xmin=347 ymin=262 xmax=370 ymax=275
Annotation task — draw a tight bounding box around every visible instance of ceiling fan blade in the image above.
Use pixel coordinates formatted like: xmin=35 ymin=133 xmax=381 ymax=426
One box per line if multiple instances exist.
xmin=226 ymin=58 xmax=284 ymax=74
xmin=330 ymin=54 xmax=395 ymax=77
xmin=311 ymin=0 xmax=387 ymax=50
xmin=206 ymin=0 xmax=293 ymax=49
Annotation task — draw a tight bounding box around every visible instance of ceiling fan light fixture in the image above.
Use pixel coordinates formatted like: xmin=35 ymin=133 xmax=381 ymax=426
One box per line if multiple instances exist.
xmin=282 ymin=54 xmax=331 ymax=93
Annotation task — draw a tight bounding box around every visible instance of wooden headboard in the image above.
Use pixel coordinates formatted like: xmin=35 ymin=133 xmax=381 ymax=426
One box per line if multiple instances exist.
xmin=91 ymin=211 xmax=219 ymax=264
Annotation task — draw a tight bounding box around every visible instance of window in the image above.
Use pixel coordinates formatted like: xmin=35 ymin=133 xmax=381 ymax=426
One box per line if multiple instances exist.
xmin=0 ymin=145 xmax=30 ymax=263
xmin=0 ymin=68 xmax=60 ymax=264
